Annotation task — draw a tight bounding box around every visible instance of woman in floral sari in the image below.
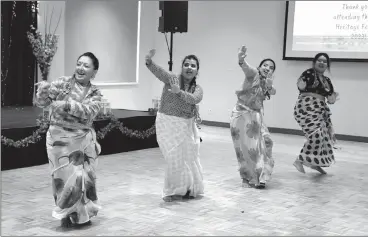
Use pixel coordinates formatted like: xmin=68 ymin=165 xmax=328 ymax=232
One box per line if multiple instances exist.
xmin=145 ymin=49 xmax=204 ymax=202
xmin=293 ymin=52 xmax=338 ymax=175
xmin=230 ymin=45 xmax=276 ymax=189
xmin=34 ymin=52 xmax=103 ymax=227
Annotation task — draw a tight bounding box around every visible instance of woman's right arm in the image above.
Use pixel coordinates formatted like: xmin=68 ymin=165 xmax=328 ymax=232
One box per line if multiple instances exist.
xmin=239 ymin=58 xmax=258 ymax=80
xmin=146 ymin=60 xmax=172 ymax=84
xmin=238 ymin=45 xmax=257 ymax=81
xmin=145 ymin=49 xmax=171 ymax=84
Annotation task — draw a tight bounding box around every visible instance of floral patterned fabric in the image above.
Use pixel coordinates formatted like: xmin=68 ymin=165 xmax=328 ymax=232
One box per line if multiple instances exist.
xmin=235 ymin=65 xmax=274 ymax=112
xmin=34 ymin=76 xmax=103 ymax=224
xmin=230 ymin=64 xmax=275 ymax=185
xmin=230 ymin=106 xmax=274 ymax=185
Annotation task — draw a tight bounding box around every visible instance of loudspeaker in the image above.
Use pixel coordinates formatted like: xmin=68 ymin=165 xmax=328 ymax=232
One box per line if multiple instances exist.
xmin=158 ymin=1 xmax=188 ymax=33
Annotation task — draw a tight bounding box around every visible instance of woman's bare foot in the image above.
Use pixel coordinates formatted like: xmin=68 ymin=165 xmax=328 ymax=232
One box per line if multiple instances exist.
xmin=242 ymin=179 xmax=255 ymax=188
xmin=163 ymin=196 xmax=174 ymax=202
xmin=311 ymin=166 xmax=327 ymax=174
xmin=293 ymin=159 xmax=306 ymax=173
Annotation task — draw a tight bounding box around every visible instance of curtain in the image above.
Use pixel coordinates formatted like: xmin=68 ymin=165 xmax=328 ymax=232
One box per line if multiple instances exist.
xmin=1 ymin=1 xmax=38 ymax=107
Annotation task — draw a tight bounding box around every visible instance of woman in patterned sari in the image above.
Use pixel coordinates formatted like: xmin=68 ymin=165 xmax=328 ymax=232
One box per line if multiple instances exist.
xmin=230 ymin=45 xmax=276 ymax=189
xmin=145 ymin=49 xmax=204 ymax=202
xmin=293 ymin=53 xmax=339 ymax=175
xmin=34 ymin=52 xmax=103 ymax=227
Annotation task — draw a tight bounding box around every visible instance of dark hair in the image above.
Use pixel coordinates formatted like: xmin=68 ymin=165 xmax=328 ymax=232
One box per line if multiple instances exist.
xmin=180 ymin=54 xmax=200 ymax=93
xmin=258 ymin=58 xmax=276 ymax=100
xmin=258 ymin=58 xmax=276 ymax=72
xmin=77 ymin=52 xmax=99 ymax=70
xmin=313 ymin=52 xmax=330 ymax=71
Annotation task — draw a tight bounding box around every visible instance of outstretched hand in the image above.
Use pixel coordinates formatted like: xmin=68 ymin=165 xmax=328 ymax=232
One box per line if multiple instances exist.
xmin=297 ymin=78 xmax=307 ymax=90
xmin=35 ymin=81 xmax=51 ymax=98
xmin=327 ymin=91 xmax=339 ymax=104
xmin=145 ymin=49 xmax=156 ymax=64
xmin=168 ymin=74 xmax=180 ymax=94
xmin=265 ymin=78 xmax=273 ymax=89
xmin=238 ymin=45 xmax=247 ymax=62
xmin=35 ymin=81 xmax=51 ymax=90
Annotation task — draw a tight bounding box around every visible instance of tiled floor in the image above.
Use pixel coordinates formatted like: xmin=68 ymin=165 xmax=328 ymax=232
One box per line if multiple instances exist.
xmin=2 ymin=126 xmax=368 ymax=236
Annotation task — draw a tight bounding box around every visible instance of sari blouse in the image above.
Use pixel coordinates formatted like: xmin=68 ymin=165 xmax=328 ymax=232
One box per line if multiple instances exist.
xmin=235 ymin=64 xmax=275 ymax=112
xmin=34 ymin=76 xmax=103 ymax=128
xmin=298 ymin=68 xmax=334 ymax=97
xmin=146 ymin=61 xmax=203 ymax=119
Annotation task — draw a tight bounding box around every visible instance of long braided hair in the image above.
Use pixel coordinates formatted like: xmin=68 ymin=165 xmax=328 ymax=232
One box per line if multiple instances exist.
xmin=179 ymin=54 xmax=201 ymax=122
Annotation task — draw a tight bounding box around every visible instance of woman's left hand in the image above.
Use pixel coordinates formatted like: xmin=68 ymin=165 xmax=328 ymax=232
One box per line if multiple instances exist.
xmin=265 ymin=78 xmax=273 ymax=89
xmin=327 ymin=92 xmax=338 ymax=104
xmin=51 ymin=100 xmax=67 ymax=109
xmin=168 ymin=75 xmax=180 ymax=94
xmin=269 ymin=87 xmax=276 ymax=95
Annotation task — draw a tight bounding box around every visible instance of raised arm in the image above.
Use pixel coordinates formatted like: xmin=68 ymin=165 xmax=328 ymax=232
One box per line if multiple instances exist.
xmin=238 ymin=45 xmax=258 ymax=80
xmin=145 ymin=49 xmax=172 ymax=84
xmin=146 ymin=60 xmax=172 ymax=84
xmin=177 ymin=85 xmax=203 ymax=105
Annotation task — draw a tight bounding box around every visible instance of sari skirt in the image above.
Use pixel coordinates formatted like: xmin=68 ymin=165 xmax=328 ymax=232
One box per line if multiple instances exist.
xmin=46 ymin=125 xmax=101 ymax=224
xmin=293 ymin=95 xmax=335 ymax=167
xmin=230 ymin=105 xmax=274 ymax=185
xmin=155 ymin=112 xmax=204 ymax=198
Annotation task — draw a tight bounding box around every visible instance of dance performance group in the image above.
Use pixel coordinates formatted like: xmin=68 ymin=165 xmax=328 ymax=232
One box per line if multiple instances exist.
xmin=34 ymin=45 xmax=339 ymax=227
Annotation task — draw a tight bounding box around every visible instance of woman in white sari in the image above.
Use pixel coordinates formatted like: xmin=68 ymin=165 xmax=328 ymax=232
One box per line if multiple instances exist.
xmin=145 ymin=49 xmax=204 ymax=202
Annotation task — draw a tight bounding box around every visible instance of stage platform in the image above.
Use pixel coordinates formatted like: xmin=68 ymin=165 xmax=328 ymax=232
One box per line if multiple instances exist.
xmin=1 ymin=106 xmax=158 ymax=171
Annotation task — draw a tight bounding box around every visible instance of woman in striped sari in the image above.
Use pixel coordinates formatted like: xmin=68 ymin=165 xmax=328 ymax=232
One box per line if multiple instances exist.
xmin=293 ymin=52 xmax=339 ymax=174
xmin=34 ymin=52 xmax=103 ymax=227
xmin=230 ymin=45 xmax=276 ymax=189
xmin=145 ymin=49 xmax=204 ymax=202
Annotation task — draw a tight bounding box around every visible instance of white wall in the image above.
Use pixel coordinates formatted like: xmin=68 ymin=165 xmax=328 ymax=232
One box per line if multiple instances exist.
xmin=46 ymin=1 xmax=368 ymax=137
xmin=64 ymin=0 xmax=157 ymax=110
xmin=149 ymin=1 xmax=368 ymax=137
xmin=37 ymin=1 xmax=65 ymax=82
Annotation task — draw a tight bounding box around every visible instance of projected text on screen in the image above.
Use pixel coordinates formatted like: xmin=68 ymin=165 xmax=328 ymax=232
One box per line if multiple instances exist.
xmin=283 ymin=1 xmax=368 ymax=61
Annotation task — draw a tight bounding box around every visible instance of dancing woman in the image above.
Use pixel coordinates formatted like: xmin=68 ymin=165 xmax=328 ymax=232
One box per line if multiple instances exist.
xmin=230 ymin=45 xmax=276 ymax=189
xmin=34 ymin=52 xmax=103 ymax=227
xmin=145 ymin=49 xmax=204 ymax=202
xmin=293 ymin=53 xmax=338 ymax=174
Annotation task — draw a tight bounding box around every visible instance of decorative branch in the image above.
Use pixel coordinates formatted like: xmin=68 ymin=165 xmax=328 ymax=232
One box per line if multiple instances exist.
xmin=1 ymin=112 xmax=156 ymax=148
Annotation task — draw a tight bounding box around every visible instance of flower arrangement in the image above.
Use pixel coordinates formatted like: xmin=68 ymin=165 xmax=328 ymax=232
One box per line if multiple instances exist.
xmin=26 ymin=6 xmax=62 ymax=81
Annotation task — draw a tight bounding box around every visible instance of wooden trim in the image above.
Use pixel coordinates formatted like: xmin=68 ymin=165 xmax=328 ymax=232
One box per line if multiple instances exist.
xmin=202 ymin=120 xmax=368 ymax=143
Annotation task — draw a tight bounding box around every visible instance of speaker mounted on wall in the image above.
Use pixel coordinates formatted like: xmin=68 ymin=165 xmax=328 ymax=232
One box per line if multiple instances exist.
xmin=158 ymin=1 xmax=188 ymax=33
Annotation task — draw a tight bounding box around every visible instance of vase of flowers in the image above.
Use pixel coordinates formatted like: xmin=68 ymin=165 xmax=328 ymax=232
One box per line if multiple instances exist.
xmin=27 ymin=6 xmax=61 ymax=117
xmin=27 ymin=28 xmax=59 ymax=81
xmin=27 ymin=5 xmax=61 ymax=81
